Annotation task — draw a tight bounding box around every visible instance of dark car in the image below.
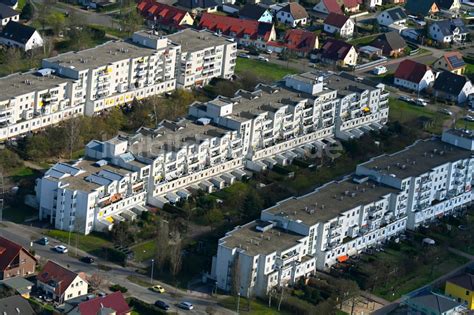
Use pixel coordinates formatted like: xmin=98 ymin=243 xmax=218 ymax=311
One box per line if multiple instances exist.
xmin=37 ymin=237 xmax=49 ymax=245
xmin=155 ymin=300 xmax=170 ymax=310
xmin=80 ymin=256 xmax=95 ymax=264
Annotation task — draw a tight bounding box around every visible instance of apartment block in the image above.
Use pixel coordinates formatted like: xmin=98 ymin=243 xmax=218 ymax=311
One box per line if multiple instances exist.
xmin=0 ymin=29 xmax=235 ymax=142
xmin=42 ymin=35 xmax=178 ymax=116
xmin=0 ymin=71 xmax=83 ymax=140
xmin=36 ymin=71 xmax=390 ymax=234
xmin=211 ymin=129 xmax=474 ymax=297
xmin=167 ymin=28 xmax=237 ymax=88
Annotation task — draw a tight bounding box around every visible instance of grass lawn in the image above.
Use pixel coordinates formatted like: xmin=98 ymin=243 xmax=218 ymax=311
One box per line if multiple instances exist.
xmin=127 ymin=275 xmax=152 ymax=288
xmin=348 ymin=34 xmax=379 ymax=46
xmin=17 ymin=0 xmax=27 ymax=10
xmin=131 ymin=240 xmax=156 ymax=262
xmin=46 ymin=229 xmax=112 ymax=254
xmin=235 ymin=58 xmax=298 ymax=82
xmin=354 ymin=242 xmax=469 ymax=301
xmin=388 ymin=98 xmax=449 ymax=134
xmin=89 ymin=24 xmax=130 ymax=39
xmin=3 ymin=204 xmax=37 ymax=223
xmin=220 ymin=296 xmax=292 ymax=315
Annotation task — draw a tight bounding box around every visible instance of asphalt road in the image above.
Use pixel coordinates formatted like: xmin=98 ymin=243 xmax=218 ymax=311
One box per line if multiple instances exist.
xmin=0 ymin=222 xmax=234 ymax=315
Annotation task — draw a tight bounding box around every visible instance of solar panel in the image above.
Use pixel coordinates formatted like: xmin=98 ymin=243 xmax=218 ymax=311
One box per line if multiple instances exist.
xmin=447 ymin=56 xmax=466 ymax=68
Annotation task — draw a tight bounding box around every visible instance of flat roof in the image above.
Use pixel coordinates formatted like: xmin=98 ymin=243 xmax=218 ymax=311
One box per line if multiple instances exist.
xmin=360 ymin=138 xmax=472 ymax=178
xmin=221 ymin=221 xmax=304 ymax=256
xmin=48 ymin=159 xmax=131 ymax=192
xmin=43 ymin=40 xmax=158 ymax=71
xmin=264 ymin=178 xmax=398 ymax=225
xmin=129 ymin=118 xmax=235 ymax=158
xmin=445 ymin=128 xmax=474 ymax=140
xmin=0 ymin=72 xmax=73 ymax=102
xmin=167 ymin=29 xmax=232 ymax=53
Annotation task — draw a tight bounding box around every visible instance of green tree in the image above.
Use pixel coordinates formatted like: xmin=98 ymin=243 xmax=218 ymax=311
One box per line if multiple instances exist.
xmin=20 ymin=1 xmax=34 ymax=20
xmin=48 ymin=12 xmax=66 ymax=35
xmin=205 ymin=208 xmax=224 ymax=230
xmin=241 ymin=191 xmax=263 ymax=220
xmin=120 ymin=9 xmax=143 ymax=35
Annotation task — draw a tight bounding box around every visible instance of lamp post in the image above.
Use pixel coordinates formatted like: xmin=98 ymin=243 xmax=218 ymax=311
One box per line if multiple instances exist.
xmin=150 ymin=259 xmax=155 ymax=285
xmin=237 ymin=292 xmax=241 ymax=314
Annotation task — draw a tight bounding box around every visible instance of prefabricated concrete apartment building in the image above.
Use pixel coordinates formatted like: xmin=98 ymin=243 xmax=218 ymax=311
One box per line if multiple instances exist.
xmin=0 ymin=28 xmax=237 ymax=140
xmin=211 ymin=129 xmax=474 ymax=298
xmin=36 ymin=71 xmax=390 ymax=234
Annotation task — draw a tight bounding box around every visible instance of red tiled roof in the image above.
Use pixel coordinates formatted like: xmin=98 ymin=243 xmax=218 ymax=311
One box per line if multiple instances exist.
xmin=320 ymin=38 xmax=354 ymax=60
xmin=283 ymin=29 xmax=317 ymax=53
xmin=199 ymin=13 xmax=274 ymax=42
xmin=324 ymin=12 xmax=349 ymax=28
xmin=78 ymin=292 xmax=130 ymax=315
xmin=394 ymin=59 xmax=430 ymax=83
xmin=0 ymin=236 xmax=36 ymax=272
xmin=322 ymin=0 xmax=359 ymax=14
xmin=137 ymin=0 xmax=191 ymax=28
xmin=279 ymin=2 xmax=308 ymax=19
xmin=37 ymin=261 xmax=86 ymax=296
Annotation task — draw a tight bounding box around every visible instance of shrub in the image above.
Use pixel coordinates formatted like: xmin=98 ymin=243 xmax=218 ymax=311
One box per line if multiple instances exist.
xmin=109 ymin=284 xmax=128 ymax=293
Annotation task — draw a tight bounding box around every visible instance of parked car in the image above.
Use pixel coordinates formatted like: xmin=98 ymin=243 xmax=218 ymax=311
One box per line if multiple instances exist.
xmin=54 ymin=245 xmax=68 ymax=253
xmin=414 ymin=98 xmax=428 ymax=107
xmin=399 ymin=95 xmax=414 ymax=103
xmin=372 ymin=66 xmax=387 ymax=75
xmin=464 ymin=115 xmax=474 ymax=122
xmin=178 ymin=302 xmax=194 ymax=310
xmin=439 ymin=108 xmax=453 ymax=116
xmin=37 ymin=237 xmax=49 ymax=245
xmin=237 ymin=53 xmax=250 ymax=59
xmin=257 ymin=55 xmax=269 ymax=62
xmin=265 ymin=49 xmax=272 ymax=54
xmin=80 ymin=256 xmax=95 ymax=264
xmin=155 ymin=300 xmax=170 ymax=310
xmin=150 ymin=285 xmax=165 ymax=293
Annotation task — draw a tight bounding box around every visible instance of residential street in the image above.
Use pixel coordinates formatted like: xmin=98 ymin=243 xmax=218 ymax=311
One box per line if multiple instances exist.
xmin=0 ymin=221 xmax=234 ymax=315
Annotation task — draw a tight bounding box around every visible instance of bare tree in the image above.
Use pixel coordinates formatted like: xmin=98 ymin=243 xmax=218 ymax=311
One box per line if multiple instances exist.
xmin=168 ymin=232 xmax=182 ymax=282
xmin=88 ymin=273 xmax=104 ymax=289
xmin=230 ymin=252 xmax=241 ymax=296
xmin=154 ymin=220 xmax=170 ymax=273
xmin=64 ymin=117 xmax=81 ymax=160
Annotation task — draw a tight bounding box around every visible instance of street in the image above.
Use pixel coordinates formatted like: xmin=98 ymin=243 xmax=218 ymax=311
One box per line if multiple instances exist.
xmin=0 ymin=221 xmax=234 ymax=315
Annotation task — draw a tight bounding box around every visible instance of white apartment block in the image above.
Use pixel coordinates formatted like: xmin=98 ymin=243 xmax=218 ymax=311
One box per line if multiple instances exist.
xmin=211 ymin=129 xmax=474 ymax=298
xmin=36 ymin=71 xmax=390 ymax=234
xmin=0 ymin=29 xmax=235 ymax=142
xmin=167 ymin=29 xmax=237 ymax=88
xmin=0 ymin=71 xmax=84 ymax=140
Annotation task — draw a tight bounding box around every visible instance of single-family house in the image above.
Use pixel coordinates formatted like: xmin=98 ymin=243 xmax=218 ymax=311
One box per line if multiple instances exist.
xmin=0 ymin=3 xmax=18 ymax=26
xmin=136 ymin=0 xmax=194 ymax=31
xmin=436 ymin=0 xmax=461 ymax=14
xmin=199 ymin=13 xmax=276 ymax=49
xmin=371 ymin=31 xmax=407 ymax=57
xmin=433 ymin=71 xmax=473 ymax=103
xmin=405 ymin=0 xmax=439 ymax=16
xmin=313 ymin=0 xmax=360 ymax=15
xmin=0 ymin=21 xmax=43 ymax=51
xmin=377 ymin=7 xmax=407 ymax=32
xmin=0 ymin=296 xmax=35 ymax=315
xmin=0 ymin=236 xmax=36 ymax=280
xmin=37 ymin=261 xmax=88 ymax=302
xmin=318 ymin=38 xmax=358 ymax=67
xmin=445 ymin=274 xmax=474 ymax=310
xmin=268 ymin=29 xmax=318 ymax=56
xmin=69 ymin=292 xmax=132 ymax=315
xmin=389 ymin=0 xmax=405 ymax=3
xmin=433 ymin=51 xmax=466 ymax=75
xmin=365 ymin=0 xmax=382 ymax=9
xmin=324 ymin=13 xmax=354 ymax=38
xmin=176 ymin=0 xmax=218 ymax=13
xmin=429 ymin=19 xmax=468 ymax=44
xmin=0 ymin=0 xmax=18 ymax=9
xmin=404 ymin=292 xmax=463 ymax=315
xmin=394 ymin=59 xmax=435 ymax=91
xmin=240 ymin=4 xmax=273 ymax=23
xmin=276 ymin=3 xmax=308 ymax=27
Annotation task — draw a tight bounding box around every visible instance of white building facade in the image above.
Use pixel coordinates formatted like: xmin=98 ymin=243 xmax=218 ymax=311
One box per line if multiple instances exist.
xmin=36 ymin=71 xmax=390 ymax=234
xmin=211 ymin=129 xmax=474 ymax=297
